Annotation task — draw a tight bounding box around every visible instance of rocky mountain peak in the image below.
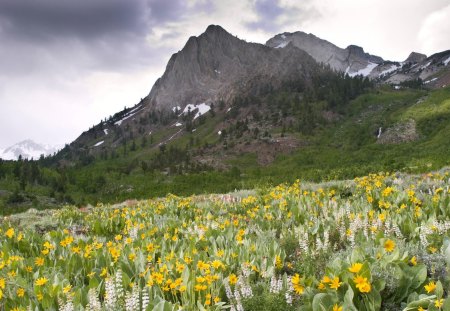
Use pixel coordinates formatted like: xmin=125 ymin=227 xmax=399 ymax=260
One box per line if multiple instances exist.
xmin=346 ymin=45 xmax=365 ymax=56
xmin=266 ymin=32 xmax=383 ymax=76
xmin=404 ymin=52 xmax=427 ymax=63
xmin=142 ymin=25 xmax=317 ymax=113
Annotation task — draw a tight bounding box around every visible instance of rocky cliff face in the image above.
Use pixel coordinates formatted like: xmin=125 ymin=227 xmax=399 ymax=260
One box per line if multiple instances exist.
xmin=143 ymin=25 xmax=318 ymax=112
xmin=266 ymin=31 xmax=384 ymax=76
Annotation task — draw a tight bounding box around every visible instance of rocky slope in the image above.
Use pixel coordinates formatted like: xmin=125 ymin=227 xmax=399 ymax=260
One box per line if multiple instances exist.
xmin=142 ymin=25 xmax=318 ymax=112
xmin=61 ymin=25 xmax=450 ymax=164
xmin=266 ymin=31 xmax=383 ymax=76
xmin=266 ymin=31 xmax=450 ymax=87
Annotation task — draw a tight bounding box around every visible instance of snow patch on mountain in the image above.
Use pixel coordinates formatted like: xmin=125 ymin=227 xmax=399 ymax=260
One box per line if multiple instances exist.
xmin=444 ymin=56 xmax=450 ymax=66
xmin=115 ymin=105 xmax=142 ymax=126
xmin=424 ymin=78 xmax=438 ymax=84
xmin=420 ymin=61 xmax=431 ymax=69
xmin=275 ymin=41 xmax=288 ymax=48
xmin=379 ymin=64 xmax=400 ymax=77
xmin=181 ymin=103 xmax=211 ymax=120
xmin=349 ymin=62 xmax=378 ymax=77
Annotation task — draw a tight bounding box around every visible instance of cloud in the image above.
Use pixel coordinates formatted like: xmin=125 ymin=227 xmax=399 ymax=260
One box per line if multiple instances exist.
xmin=246 ymin=0 xmax=285 ymax=32
xmin=245 ymin=0 xmax=320 ymax=33
xmin=0 ymin=0 xmax=150 ymax=42
xmin=418 ymin=4 xmax=450 ymax=55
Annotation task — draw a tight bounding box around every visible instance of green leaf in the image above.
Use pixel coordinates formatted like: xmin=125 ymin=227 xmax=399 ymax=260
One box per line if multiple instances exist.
xmin=343 ymin=286 xmax=358 ymax=311
xmin=444 ymin=239 xmax=450 ymax=267
xmin=402 ymin=295 xmax=436 ymax=311
xmin=442 ymin=297 xmax=450 ymax=311
xmin=152 ymin=300 xmax=174 ymax=311
xmin=435 ymin=280 xmax=443 ymax=299
xmin=312 ymin=293 xmax=335 ymax=311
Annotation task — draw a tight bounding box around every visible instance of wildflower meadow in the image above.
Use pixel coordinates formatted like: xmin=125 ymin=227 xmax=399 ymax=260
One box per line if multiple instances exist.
xmin=1 ymin=171 xmax=450 ymax=310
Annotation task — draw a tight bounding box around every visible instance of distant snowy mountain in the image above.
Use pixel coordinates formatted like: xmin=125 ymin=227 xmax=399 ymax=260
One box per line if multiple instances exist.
xmin=0 ymin=139 xmax=61 ymax=160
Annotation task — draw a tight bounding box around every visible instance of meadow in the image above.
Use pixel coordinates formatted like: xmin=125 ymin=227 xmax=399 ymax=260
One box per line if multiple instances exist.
xmin=0 ymin=170 xmax=450 ymax=310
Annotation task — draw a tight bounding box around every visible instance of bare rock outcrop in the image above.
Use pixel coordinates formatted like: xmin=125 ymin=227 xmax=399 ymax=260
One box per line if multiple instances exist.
xmin=377 ymin=119 xmax=419 ymax=144
xmin=266 ymin=32 xmax=384 ymax=76
xmin=143 ymin=25 xmax=318 ymax=112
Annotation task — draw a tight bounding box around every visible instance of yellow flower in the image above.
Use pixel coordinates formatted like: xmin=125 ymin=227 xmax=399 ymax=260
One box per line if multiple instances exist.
xmin=292 ymin=274 xmax=301 ymax=285
xmin=63 ymin=284 xmax=72 ymax=294
xmin=333 ymin=304 xmax=343 ymax=311
xmin=348 ymin=262 xmax=363 ymax=273
xmin=17 ymin=288 xmax=25 ymax=297
xmin=410 ymin=256 xmax=417 ymax=266
xmin=0 ymin=278 xmax=5 ymax=289
xmin=435 ymin=299 xmax=444 ymax=308
xmin=5 ymin=228 xmax=14 ymax=239
xmin=205 ymin=293 xmax=212 ymax=306
xmin=384 ymin=239 xmax=395 ymax=252
xmin=353 ymin=275 xmax=371 ymax=293
xmin=229 ymin=274 xmax=238 ymax=285
xmin=424 ymin=281 xmax=436 ymax=293
xmin=382 ymin=187 xmax=394 ymax=197
xmin=35 ymin=257 xmax=45 ymax=267
xmin=35 ymin=277 xmax=48 ymax=286
xmin=330 ymin=277 xmax=342 ymax=290
xmin=322 ymin=275 xmax=332 ymax=284
xmin=100 ymin=268 xmax=108 ymax=278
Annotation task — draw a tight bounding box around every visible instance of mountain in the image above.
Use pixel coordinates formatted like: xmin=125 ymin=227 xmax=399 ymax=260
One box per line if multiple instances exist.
xmin=142 ymin=25 xmax=318 ymax=112
xmin=266 ymin=31 xmax=450 ymax=86
xmin=0 ymin=140 xmax=60 ymax=160
xmin=266 ymin=31 xmax=383 ymax=76
xmin=59 ymin=25 xmax=450 ymax=164
xmin=3 ymin=25 xmax=450 ymax=206
xmin=66 ymin=24 xmax=323 ymax=155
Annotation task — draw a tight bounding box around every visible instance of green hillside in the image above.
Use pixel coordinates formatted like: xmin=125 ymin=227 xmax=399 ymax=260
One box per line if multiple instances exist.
xmin=1 ymin=84 xmax=450 ymax=213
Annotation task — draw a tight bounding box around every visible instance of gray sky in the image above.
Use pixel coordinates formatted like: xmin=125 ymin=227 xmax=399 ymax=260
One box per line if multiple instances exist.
xmin=0 ymin=0 xmax=449 ymax=148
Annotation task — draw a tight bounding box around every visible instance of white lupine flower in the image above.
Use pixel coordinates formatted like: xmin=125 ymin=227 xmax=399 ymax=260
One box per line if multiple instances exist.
xmin=241 ymin=265 xmax=251 ymax=278
xmin=125 ymin=287 xmax=139 ymax=311
xmin=105 ymin=278 xmax=117 ymax=308
xmin=86 ymin=288 xmax=101 ymax=311
xmin=285 ymin=291 xmax=293 ymax=305
xmin=115 ymin=269 xmax=125 ymax=300
xmin=141 ymin=289 xmax=150 ymax=310
xmin=129 ymin=226 xmax=138 ymax=241
xmin=270 ymin=276 xmax=278 ymax=293
xmin=225 ymin=283 xmax=234 ymax=299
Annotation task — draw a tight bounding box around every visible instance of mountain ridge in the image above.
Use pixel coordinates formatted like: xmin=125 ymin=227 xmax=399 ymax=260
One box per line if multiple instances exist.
xmin=0 ymin=139 xmax=60 ymax=160
xmin=44 ymin=25 xmax=450 ymax=172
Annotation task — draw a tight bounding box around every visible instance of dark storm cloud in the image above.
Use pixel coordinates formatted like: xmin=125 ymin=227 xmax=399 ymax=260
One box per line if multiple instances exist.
xmin=0 ymin=0 xmax=149 ymax=42
xmin=0 ymin=0 xmax=200 ymax=76
xmin=246 ymin=0 xmax=285 ymax=32
xmin=246 ymin=0 xmax=320 ymax=33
